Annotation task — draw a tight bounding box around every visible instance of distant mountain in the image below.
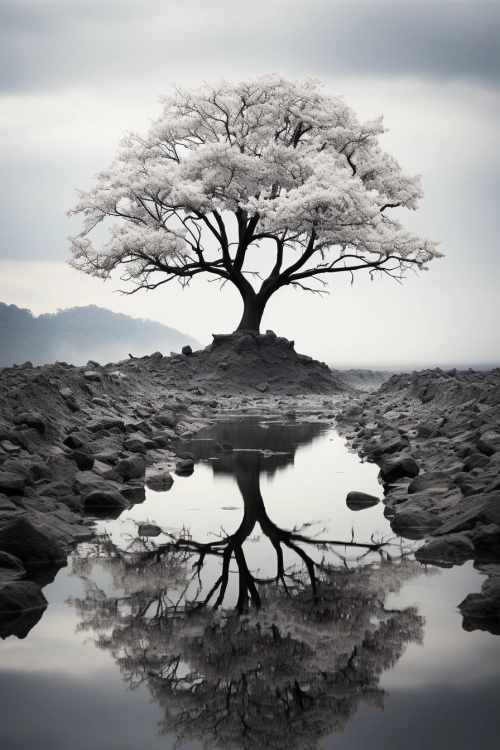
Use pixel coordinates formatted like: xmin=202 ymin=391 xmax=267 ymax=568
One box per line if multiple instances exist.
xmin=0 ymin=303 xmax=202 ymax=367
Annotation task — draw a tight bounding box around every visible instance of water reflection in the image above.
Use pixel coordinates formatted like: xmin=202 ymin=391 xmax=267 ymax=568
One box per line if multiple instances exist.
xmin=69 ymin=419 xmax=425 ymax=750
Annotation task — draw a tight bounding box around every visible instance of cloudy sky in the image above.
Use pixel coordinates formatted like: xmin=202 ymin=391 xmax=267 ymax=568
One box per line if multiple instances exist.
xmin=1 ymin=0 xmax=499 ymax=366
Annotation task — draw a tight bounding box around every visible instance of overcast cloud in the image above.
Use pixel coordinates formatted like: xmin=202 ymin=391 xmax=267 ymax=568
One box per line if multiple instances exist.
xmin=0 ymin=1 xmax=499 ymax=366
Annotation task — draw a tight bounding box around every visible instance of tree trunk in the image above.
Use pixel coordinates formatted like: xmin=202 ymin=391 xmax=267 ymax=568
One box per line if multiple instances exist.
xmin=235 ymin=294 xmax=267 ymax=333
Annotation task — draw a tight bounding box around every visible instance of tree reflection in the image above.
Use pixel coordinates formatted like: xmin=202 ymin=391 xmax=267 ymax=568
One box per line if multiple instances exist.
xmin=70 ymin=421 xmax=424 ymax=750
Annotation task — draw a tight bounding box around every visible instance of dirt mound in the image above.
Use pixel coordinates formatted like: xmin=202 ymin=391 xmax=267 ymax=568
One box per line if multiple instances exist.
xmin=152 ymin=331 xmax=351 ymax=395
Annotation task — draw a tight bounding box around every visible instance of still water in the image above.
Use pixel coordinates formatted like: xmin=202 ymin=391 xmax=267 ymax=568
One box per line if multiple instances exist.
xmin=1 ymin=419 xmax=499 ymax=749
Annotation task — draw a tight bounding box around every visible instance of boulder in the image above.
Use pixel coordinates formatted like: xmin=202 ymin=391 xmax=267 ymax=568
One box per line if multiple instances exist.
xmin=12 ymin=412 xmax=46 ymax=433
xmin=255 ymin=382 xmax=269 ymax=393
xmin=46 ymin=455 xmax=78 ymax=484
xmin=146 ymin=472 xmax=174 ymax=492
xmin=391 ymin=510 xmax=441 ymax=540
xmin=182 ymin=345 xmax=193 ymax=356
xmin=83 ymin=371 xmax=101 ymax=382
xmin=82 ymin=489 xmax=128 ymax=511
xmin=463 ymin=453 xmax=490 ymax=472
xmin=156 ymin=410 xmax=177 ymax=428
xmin=137 ymin=523 xmax=162 ymax=537
xmin=124 ymin=436 xmax=156 ymax=454
xmin=379 ymin=456 xmax=420 ymax=483
xmin=346 ymin=491 xmax=380 ymax=511
xmin=176 ymin=458 xmax=195 ymax=475
xmin=0 ymin=517 xmax=66 ymax=564
xmin=116 ymin=456 xmax=146 ymax=481
xmin=408 ymin=471 xmax=453 ymax=495
xmin=472 ymin=524 xmax=500 ymax=560
xmin=415 ymin=533 xmax=474 ymax=568
xmin=459 ymin=577 xmax=500 ymax=635
xmin=0 ymin=551 xmax=26 ymax=583
xmin=0 ymin=472 xmax=26 ymax=497
xmin=0 ymin=580 xmax=47 ymax=613
xmin=477 ymin=431 xmax=500 ymax=456
xmin=63 ymin=434 xmax=86 ymax=450
xmin=120 ymin=485 xmax=146 ymax=504
xmin=150 ymin=351 xmax=163 ymax=359
xmin=66 ymin=451 xmax=94 ymax=471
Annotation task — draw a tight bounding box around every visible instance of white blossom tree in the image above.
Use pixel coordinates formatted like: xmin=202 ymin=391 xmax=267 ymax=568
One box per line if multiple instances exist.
xmin=68 ymin=74 xmax=441 ymax=333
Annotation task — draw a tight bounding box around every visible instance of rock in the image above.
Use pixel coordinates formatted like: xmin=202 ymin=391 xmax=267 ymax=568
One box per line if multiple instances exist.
xmin=255 ymin=382 xmax=269 ymax=393
xmin=415 ymin=533 xmax=474 ymax=568
xmin=363 ymin=435 xmax=409 ymax=457
xmin=115 ymin=456 xmax=146 ymax=481
xmin=120 ymin=485 xmax=146 ymax=504
xmin=83 ymin=371 xmax=102 ymax=382
xmin=433 ymin=493 xmax=490 ymax=536
xmin=146 ymin=472 xmax=174 ymax=492
xmin=407 ymin=471 xmax=453 ymax=495
xmin=91 ymin=461 xmax=120 ymax=481
xmin=87 ymin=360 xmax=100 ymax=367
xmin=477 ymin=431 xmax=500 ymax=456
xmin=89 ymin=419 xmax=126 ymax=433
xmin=150 ymin=351 xmax=163 ymax=359
xmin=156 ymin=410 xmax=177 ymax=428
xmin=391 ymin=510 xmax=442 ymax=540
xmin=0 ymin=472 xmax=26 ymax=496
xmin=63 ymin=434 xmax=86 ymax=450
xmin=182 ymin=345 xmax=193 ymax=356
xmin=66 ymin=451 xmax=94 ymax=471
xmin=345 ymin=491 xmax=380 ymax=511
xmin=0 ymin=551 xmax=26 ymax=582
xmin=0 ymin=496 xmax=18 ymax=512
xmin=12 ymin=412 xmax=46 ymax=433
xmin=379 ymin=456 xmax=420 ymax=483
xmin=459 ymin=577 xmax=500 ymax=635
xmin=176 ymin=458 xmax=195 ymax=475
xmin=233 ymin=335 xmax=257 ymax=354
xmin=0 ymin=440 xmax=21 ymax=454
xmin=0 ymin=580 xmax=47 ymax=614
xmin=218 ymin=362 xmax=229 ymax=371
xmin=124 ymin=436 xmax=156 ymax=454
xmin=19 ymin=361 xmax=33 ymax=369
xmin=82 ymin=489 xmax=128 ymax=511
xmin=480 ymin=492 xmax=500 ymax=526
xmin=0 ymin=517 xmax=66 ymax=564
xmin=137 ymin=523 xmax=162 ymax=537
xmin=46 ymin=455 xmax=78 ymax=484
xmin=472 ymin=524 xmax=500 ymax=560
xmin=463 ymin=453 xmax=490 ymax=472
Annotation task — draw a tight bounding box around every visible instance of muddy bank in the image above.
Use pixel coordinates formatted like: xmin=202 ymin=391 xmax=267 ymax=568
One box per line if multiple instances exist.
xmin=336 ymin=367 xmax=500 ymax=634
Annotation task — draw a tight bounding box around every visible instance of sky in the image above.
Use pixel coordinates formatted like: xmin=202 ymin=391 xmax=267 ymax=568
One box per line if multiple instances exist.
xmin=0 ymin=0 xmax=499 ymax=367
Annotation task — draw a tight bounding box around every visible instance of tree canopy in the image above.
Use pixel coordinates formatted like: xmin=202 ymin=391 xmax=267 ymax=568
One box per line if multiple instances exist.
xmin=68 ymin=73 xmax=441 ymax=332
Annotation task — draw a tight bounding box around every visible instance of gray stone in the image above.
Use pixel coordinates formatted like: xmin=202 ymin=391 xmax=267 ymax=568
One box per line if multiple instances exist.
xmin=391 ymin=510 xmax=441 ymax=540
xmin=255 ymin=382 xmax=269 ymax=393
xmin=156 ymin=410 xmax=177 ymax=428
xmin=83 ymin=371 xmax=102 ymax=382
xmin=182 ymin=345 xmax=193 ymax=356
xmin=63 ymin=434 xmax=86 ymax=450
xmin=116 ymin=456 xmax=146 ymax=481
xmin=0 ymin=580 xmax=47 ymax=613
xmin=66 ymin=451 xmax=94 ymax=471
xmin=459 ymin=577 xmax=500 ymax=635
xmin=477 ymin=431 xmax=500 ymax=456
xmin=0 ymin=472 xmax=26 ymax=497
xmin=0 ymin=517 xmax=66 ymax=564
xmin=12 ymin=412 xmax=46 ymax=433
xmin=379 ymin=456 xmax=420 ymax=483
xmin=463 ymin=453 xmax=490 ymax=472
xmin=150 ymin=351 xmax=163 ymax=359
xmin=346 ymin=491 xmax=380 ymax=511
xmin=146 ymin=472 xmax=174 ymax=492
xmin=415 ymin=533 xmax=474 ymax=568
xmin=137 ymin=523 xmax=162 ymax=537
xmin=408 ymin=471 xmax=453 ymax=495
xmin=176 ymin=458 xmax=194 ymax=475
xmin=0 ymin=551 xmax=26 ymax=582
xmin=82 ymin=489 xmax=128 ymax=511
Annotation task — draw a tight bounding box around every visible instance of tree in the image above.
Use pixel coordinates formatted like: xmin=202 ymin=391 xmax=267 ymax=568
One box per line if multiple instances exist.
xmin=68 ymin=74 xmax=441 ymax=333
